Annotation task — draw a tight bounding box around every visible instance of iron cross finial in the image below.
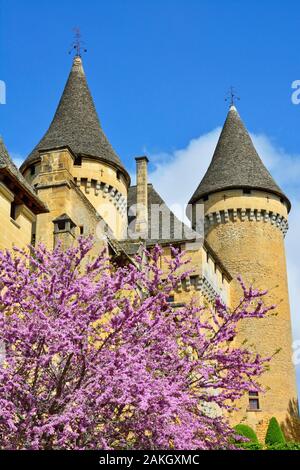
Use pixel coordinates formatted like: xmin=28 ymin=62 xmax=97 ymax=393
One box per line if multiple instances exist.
xmin=225 ymin=86 xmax=240 ymax=106
xmin=69 ymin=28 xmax=87 ymax=58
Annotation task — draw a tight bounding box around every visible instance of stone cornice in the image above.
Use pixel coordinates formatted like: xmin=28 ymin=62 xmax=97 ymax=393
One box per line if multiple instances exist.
xmin=74 ymin=177 xmax=127 ymax=218
xmin=20 ymin=205 xmax=36 ymax=223
xmin=176 ymin=274 xmax=228 ymax=304
xmin=0 ymin=181 xmax=14 ymax=202
xmin=204 ymin=208 xmax=288 ymax=236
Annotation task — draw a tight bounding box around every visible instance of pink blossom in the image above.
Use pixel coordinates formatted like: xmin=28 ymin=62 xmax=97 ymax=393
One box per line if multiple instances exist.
xmin=0 ymin=238 xmax=272 ymax=449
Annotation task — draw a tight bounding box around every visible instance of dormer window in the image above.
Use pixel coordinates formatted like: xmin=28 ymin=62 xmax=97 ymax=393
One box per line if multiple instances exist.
xmin=53 ymin=213 xmax=76 ymax=235
xmin=57 ymin=220 xmax=66 ymax=231
xmin=74 ymin=156 xmax=82 ymax=166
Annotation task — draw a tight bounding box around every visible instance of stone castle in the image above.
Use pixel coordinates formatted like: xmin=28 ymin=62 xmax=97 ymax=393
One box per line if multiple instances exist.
xmin=0 ymin=55 xmax=297 ymax=438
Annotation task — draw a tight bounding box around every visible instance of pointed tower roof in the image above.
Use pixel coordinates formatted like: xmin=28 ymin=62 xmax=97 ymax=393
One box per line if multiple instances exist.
xmin=189 ymin=106 xmax=290 ymax=210
xmin=0 ymin=136 xmax=48 ymax=213
xmin=20 ymin=56 xmax=129 ymax=181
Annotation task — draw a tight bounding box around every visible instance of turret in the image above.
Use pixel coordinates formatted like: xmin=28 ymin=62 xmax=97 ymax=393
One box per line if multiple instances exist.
xmin=21 ymin=56 xmax=130 ymax=244
xmin=188 ymin=105 xmax=297 ymax=437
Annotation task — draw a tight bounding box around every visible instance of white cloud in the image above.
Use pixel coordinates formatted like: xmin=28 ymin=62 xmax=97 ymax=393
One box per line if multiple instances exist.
xmin=149 ymin=128 xmax=300 ymax=393
xmin=149 ymin=128 xmax=221 ymax=222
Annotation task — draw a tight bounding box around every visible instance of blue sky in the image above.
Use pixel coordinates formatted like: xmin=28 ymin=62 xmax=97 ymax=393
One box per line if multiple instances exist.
xmin=1 ymin=0 xmax=300 ymax=170
xmin=1 ymin=1 xmax=300 ymax=400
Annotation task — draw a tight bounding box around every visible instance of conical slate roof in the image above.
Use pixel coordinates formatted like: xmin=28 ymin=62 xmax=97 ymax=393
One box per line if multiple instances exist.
xmin=189 ymin=106 xmax=290 ymax=210
xmin=127 ymin=183 xmax=197 ymax=242
xmin=0 ymin=137 xmax=48 ymax=213
xmin=21 ymin=56 xmax=128 ymax=178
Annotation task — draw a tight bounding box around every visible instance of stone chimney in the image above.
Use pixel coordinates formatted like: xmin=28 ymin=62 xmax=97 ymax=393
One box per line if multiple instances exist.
xmin=135 ymin=156 xmax=149 ymax=236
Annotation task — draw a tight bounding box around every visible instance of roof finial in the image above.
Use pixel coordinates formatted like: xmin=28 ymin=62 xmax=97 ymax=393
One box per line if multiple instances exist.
xmin=225 ymin=86 xmax=240 ymax=108
xmin=68 ymin=27 xmax=87 ymax=58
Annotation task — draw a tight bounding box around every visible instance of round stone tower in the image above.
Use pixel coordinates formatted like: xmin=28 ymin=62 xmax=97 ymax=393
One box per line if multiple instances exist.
xmin=188 ymin=105 xmax=297 ymax=436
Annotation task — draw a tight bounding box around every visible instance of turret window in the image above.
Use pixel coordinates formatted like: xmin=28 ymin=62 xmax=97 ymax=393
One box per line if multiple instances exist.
xmin=248 ymin=391 xmax=260 ymax=411
xmin=53 ymin=214 xmax=76 ymax=235
xmin=30 ymin=165 xmax=36 ymax=176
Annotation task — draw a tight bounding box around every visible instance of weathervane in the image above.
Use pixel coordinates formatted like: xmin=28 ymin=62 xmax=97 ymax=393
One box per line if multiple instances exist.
xmin=225 ymin=86 xmax=240 ymax=106
xmin=68 ymin=28 xmax=87 ymax=58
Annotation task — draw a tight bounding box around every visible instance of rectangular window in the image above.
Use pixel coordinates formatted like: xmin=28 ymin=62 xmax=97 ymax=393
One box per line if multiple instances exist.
xmin=248 ymin=392 xmax=260 ymax=410
xmin=79 ymin=226 xmax=84 ymax=235
xmin=249 ymin=399 xmax=260 ymax=410
xmin=190 ymin=275 xmax=199 ymax=287
xmin=74 ymin=156 xmax=82 ymax=166
xmin=10 ymin=202 xmax=17 ymax=220
xmin=167 ymin=295 xmax=175 ymax=303
xmin=30 ymin=165 xmax=36 ymax=176
xmin=57 ymin=220 xmax=66 ymax=231
xmin=31 ymin=222 xmax=36 ymax=247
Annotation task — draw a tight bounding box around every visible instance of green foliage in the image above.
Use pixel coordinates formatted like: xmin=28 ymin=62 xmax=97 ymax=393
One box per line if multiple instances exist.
xmin=234 ymin=424 xmax=262 ymax=449
xmin=234 ymin=424 xmax=259 ymax=443
xmin=266 ymin=442 xmax=300 ymax=450
xmin=242 ymin=442 xmax=263 ymax=450
xmin=265 ymin=417 xmax=286 ymax=446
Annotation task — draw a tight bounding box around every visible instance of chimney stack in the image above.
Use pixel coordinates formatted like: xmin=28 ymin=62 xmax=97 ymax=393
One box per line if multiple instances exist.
xmin=135 ymin=156 xmax=149 ymax=236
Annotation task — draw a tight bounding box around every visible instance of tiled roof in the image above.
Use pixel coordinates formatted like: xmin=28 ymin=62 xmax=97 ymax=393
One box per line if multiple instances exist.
xmin=20 ymin=56 xmax=129 ymax=181
xmin=127 ymin=183 xmax=197 ymax=243
xmin=0 ymin=137 xmax=48 ymax=213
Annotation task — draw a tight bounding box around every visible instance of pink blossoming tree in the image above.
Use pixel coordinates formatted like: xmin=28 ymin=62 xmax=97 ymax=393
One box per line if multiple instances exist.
xmin=0 ymin=238 xmax=273 ymax=450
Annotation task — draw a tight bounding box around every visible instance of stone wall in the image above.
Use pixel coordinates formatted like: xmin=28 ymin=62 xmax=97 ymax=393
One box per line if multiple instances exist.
xmin=200 ymin=189 xmax=297 ymax=434
xmin=0 ymin=181 xmax=35 ymax=250
xmin=25 ymin=149 xmax=128 ymax=241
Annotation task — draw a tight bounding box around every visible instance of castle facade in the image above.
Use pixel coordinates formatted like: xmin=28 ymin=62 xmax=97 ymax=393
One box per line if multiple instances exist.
xmin=0 ymin=55 xmax=297 ymax=439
